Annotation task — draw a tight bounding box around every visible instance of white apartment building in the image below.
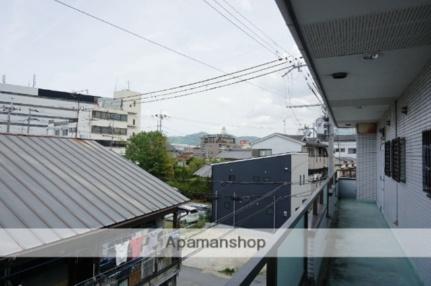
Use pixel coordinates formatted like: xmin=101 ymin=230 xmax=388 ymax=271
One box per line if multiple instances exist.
xmin=0 ymin=83 xmax=141 ymax=154
xmin=333 ymin=134 xmax=357 ymax=159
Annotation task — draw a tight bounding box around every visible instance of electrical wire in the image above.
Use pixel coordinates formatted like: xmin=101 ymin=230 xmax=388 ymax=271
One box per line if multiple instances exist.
xmin=53 ymin=0 xmax=294 ymax=102
xmin=53 ymin=0 xmax=221 ymax=72
xmin=122 ymin=60 xmax=291 ymax=102
xmin=140 ymin=65 xmax=291 ymax=104
xmin=119 ymin=58 xmax=287 ymax=101
xmin=201 ymin=0 xmax=279 ymax=58
xmin=212 ymin=0 xmax=284 ymax=55
xmin=219 ymin=0 xmax=290 ymax=55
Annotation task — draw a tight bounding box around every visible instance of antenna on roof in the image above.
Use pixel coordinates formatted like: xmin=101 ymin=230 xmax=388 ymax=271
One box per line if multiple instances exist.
xmin=32 ymin=74 xmax=36 ymax=88
xmin=2 ymin=75 xmax=5 ymax=84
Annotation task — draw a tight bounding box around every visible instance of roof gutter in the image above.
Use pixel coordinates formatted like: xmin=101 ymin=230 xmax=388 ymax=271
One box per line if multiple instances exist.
xmin=275 ymin=0 xmax=338 ymax=127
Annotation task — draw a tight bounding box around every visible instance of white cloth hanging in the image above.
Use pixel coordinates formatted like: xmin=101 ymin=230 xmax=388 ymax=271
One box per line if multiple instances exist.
xmin=115 ymin=241 xmax=129 ymax=266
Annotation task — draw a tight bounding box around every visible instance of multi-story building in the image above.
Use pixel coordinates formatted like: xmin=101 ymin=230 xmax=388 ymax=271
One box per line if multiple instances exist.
xmin=0 ymin=83 xmax=141 ymax=154
xmin=251 ymin=133 xmax=328 ymax=182
xmin=200 ymin=128 xmax=239 ymax=158
xmin=212 ymin=153 xmax=309 ymax=228
xmin=333 ymin=134 xmax=357 ymax=159
xmin=0 ymin=83 xmax=97 ymax=137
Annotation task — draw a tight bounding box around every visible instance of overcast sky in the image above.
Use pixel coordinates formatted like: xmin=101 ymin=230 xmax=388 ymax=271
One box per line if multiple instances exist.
xmin=0 ymin=0 xmax=323 ymax=137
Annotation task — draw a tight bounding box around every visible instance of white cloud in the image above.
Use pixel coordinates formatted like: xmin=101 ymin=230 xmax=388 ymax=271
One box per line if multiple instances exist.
xmin=0 ymin=0 xmax=322 ymax=137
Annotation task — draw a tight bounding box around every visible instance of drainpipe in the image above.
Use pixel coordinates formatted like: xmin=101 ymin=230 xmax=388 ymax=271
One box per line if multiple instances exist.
xmin=394 ymin=100 xmax=399 ymax=226
xmin=328 ymin=119 xmax=334 ymax=177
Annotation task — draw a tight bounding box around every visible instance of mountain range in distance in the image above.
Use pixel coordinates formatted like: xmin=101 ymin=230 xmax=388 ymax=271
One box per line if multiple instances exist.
xmin=168 ymin=132 xmax=259 ymax=146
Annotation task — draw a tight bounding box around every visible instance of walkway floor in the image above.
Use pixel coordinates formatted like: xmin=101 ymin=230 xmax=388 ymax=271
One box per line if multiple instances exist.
xmin=325 ymin=199 xmax=423 ymax=286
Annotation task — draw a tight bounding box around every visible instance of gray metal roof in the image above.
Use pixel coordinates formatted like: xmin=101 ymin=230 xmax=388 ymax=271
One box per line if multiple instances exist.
xmin=216 ymin=149 xmax=253 ymax=160
xmin=0 ymin=134 xmax=188 ymax=255
xmin=193 ymin=164 xmax=212 ymax=178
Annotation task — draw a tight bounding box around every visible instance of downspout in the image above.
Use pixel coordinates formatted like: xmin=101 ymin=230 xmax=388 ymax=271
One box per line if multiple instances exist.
xmin=395 ymin=100 xmax=399 ymax=226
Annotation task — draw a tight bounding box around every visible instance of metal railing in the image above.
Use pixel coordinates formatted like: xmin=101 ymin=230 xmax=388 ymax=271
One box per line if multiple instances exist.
xmin=224 ymin=171 xmax=338 ymax=286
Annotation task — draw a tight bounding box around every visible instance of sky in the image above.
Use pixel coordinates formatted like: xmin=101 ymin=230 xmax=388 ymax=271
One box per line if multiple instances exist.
xmin=0 ymin=0 xmax=323 ymax=137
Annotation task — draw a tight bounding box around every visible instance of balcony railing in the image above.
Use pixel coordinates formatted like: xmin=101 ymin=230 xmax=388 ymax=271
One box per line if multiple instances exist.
xmin=225 ymin=171 xmax=338 ymax=286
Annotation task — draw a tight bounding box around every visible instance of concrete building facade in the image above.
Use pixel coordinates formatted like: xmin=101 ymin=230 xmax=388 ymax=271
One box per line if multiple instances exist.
xmin=0 ymin=83 xmax=142 ymax=154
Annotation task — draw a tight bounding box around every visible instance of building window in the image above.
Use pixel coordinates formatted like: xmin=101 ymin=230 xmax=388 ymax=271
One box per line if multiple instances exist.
xmin=92 ymin=110 xmax=128 ymax=122
xmin=62 ymin=129 xmax=68 ymax=136
xmin=385 ymin=141 xmax=391 ymax=176
xmin=423 ymin=130 xmax=431 ymax=194
xmin=391 ymin=137 xmax=406 ymax=183
xmin=347 ymin=148 xmax=356 ymax=154
xmin=133 ymin=119 xmax=136 ymax=125
xmin=228 ymin=175 xmax=236 ymax=182
xmin=91 ymin=126 xmax=127 ymax=135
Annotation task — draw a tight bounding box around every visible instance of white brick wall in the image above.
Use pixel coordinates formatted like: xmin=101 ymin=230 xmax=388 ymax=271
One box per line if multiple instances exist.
xmin=374 ymin=60 xmax=431 ymax=285
xmin=356 ymin=133 xmax=377 ymax=201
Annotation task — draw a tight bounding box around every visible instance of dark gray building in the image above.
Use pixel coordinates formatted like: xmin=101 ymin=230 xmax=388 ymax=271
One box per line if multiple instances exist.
xmin=212 ymin=153 xmax=308 ymax=228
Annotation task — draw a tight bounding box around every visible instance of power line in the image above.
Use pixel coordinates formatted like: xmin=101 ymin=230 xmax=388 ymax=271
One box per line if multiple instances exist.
xmin=54 ymin=0 xmax=296 ymax=101
xmin=140 ymin=65 xmax=292 ymax=104
xmin=124 ymin=60 xmax=292 ymax=102
xmin=120 ymin=58 xmax=287 ymax=101
xmin=212 ymin=0 xmax=285 ymax=56
xmin=287 ymin=104 xmax=321 ymax=108
xmin=201 ymin=0 xmax=279 ymax=58
xmin=219 ymin=0 xmax=289 ymax=55
xmin=53 ymin=0 xmax=221 ymax=71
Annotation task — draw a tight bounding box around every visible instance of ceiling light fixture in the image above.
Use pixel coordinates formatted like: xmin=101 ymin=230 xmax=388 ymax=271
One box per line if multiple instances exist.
xmin=332 ymin=72 xmax=348 ymax=79
xmin=363 ymin=52 xmax=380 ymax=60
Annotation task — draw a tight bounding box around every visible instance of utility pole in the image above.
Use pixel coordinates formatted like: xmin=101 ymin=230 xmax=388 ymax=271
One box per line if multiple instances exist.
xmin=327 ymin=117 xmax=334 ymax=176
xmin=2 ymin=98 xmax=20 ymax=133
xmin=153 ymin=113 xmax=168 ymax=132
xmin=27 ymin=108 xmax=39 ymax=134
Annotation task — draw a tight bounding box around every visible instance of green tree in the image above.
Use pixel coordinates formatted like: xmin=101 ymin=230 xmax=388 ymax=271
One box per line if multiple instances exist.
xmin=125 ymin=131 xmax=174 ymax=179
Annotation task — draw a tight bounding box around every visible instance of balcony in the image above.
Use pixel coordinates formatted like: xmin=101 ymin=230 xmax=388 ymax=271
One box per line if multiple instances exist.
xmin=225 ymin=175 xmax=422 ymax=286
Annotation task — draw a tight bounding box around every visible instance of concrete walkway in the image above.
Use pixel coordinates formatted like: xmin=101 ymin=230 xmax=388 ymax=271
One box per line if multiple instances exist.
xmin=325 ymin=199 xmax=423 ymax=286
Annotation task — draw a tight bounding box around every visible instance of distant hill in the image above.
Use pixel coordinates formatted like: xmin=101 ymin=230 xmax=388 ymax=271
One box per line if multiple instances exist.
xmin=168 ymin=132 xmax=259 ymax=146
xmin=168 ymin=132 xmax=208 ymax=146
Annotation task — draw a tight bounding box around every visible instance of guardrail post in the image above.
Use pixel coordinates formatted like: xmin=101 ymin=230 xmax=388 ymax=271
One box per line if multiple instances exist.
xmin=267 ymin=257 xmax=278 ymax=286
xmin=303 ymin=209 xmax=309 ymax=284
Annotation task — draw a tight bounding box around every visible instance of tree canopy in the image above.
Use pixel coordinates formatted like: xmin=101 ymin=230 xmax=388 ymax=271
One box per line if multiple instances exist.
xmin=125 ymin=131 xmax=174 ymax=179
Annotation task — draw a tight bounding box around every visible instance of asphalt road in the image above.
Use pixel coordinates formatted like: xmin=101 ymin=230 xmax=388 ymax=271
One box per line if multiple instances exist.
xmin=177 ymin=266 xmax=265 ymax=286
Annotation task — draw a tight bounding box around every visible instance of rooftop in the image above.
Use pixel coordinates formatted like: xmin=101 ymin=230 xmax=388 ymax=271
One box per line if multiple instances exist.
xmin=0 ymin=133 xmax=188 ymax=255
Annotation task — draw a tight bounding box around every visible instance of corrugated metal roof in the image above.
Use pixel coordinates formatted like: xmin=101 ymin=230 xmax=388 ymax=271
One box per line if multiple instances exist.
xmin=0 ymin=134 xmax=188 ymax=255
xmin=193 ymin=164 xmax=212 ymax=178
xmin=216 ymin=150 xmax=253 ymax=160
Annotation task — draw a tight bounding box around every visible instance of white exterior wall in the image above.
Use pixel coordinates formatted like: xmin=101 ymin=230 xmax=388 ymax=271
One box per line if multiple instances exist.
xmin=77 ymin=108 xmax=128 ymax=142
xmin=251 ymin=135 xmax=303 ymax=154
xmin=114 ymin=90 xmax=142 ymax=136
xmin=333 ymin=141 xmax=357 ymax=159
xmin=356 ymin=134 xmax=377 ymax=201
xmin=375 ymin=61 xmax=431 ymax=229
xmin=290 ymin=153 xmax=310 ymax=214
xmin=365 ymin=60 xmax=431 ymax=285
xmin=0 ymin=84 xmax=94 ymax=136
xmin=0 ymin=84 xmax=136 ymax=155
